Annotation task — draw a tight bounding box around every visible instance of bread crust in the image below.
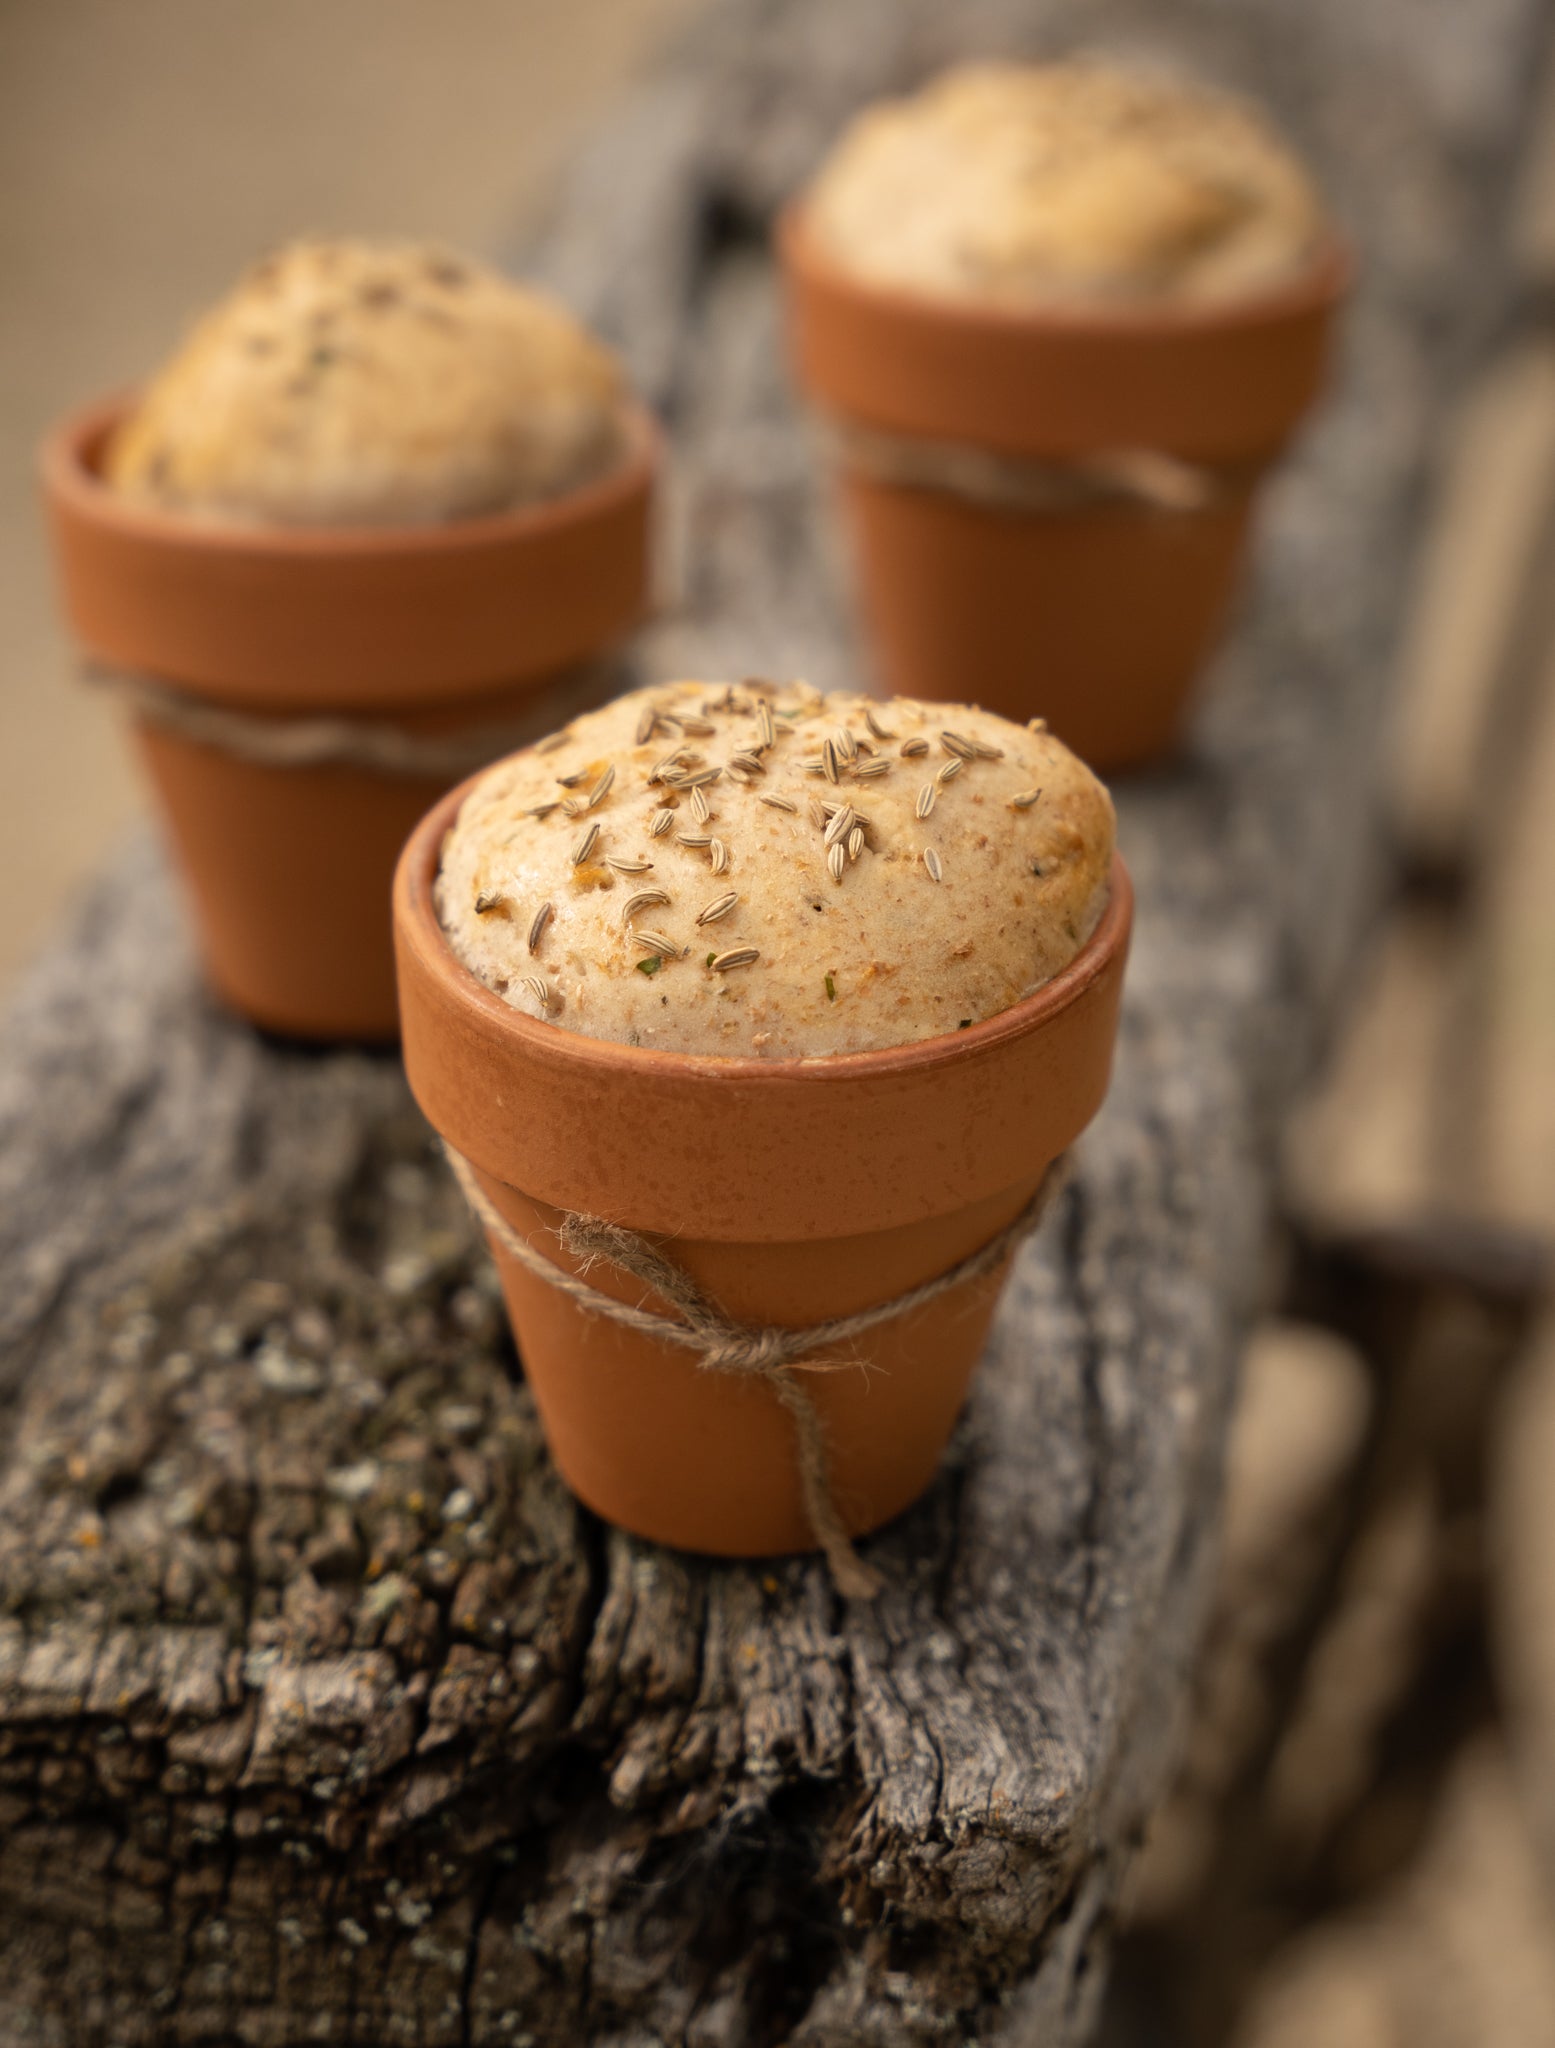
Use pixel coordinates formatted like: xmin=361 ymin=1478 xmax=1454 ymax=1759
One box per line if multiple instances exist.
xmin=107 ymin=239 xmax=626 ymax=526
xmin=436 ymin=681 xmax=1116 ymax=1059
xmin=805 ymin=61 xmax=1326 ymax=309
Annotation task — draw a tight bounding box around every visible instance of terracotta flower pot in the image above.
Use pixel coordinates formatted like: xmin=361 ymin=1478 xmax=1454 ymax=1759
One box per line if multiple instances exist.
xmin=394 ymin=780 xmax=1133 ymax=1560
xmin=778 ymin=208 xmax=1350 ymax=771
xmin=40 ymin=395 xmax=658 ymax=1040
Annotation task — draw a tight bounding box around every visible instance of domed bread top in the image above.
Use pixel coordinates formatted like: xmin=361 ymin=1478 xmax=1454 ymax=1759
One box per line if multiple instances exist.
xmin=803 ymin=61 xmax=1327 ymax=309
xmin=435 ymin=680 xmax=1116 ymax=1059
xmin=105 ymin=238 xmax=627 ymax=526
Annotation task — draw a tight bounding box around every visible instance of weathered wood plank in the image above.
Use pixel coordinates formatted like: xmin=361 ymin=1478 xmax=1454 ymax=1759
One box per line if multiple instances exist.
xmin=1514 ymin=35 xmax=1555 ymax=289
xmin=1471 ymin=626 xmax=1555 ymax=1237
xmin=1283 ymin=906 xmax=1463 ymax=1234
xmin=0 ymin=0 xmax=1545 ymax=2040
xmin=1492 ymin=1307 xmax=1555 ymax=1891
xmin=1384 ymin=349 xmax=1555 ymax=883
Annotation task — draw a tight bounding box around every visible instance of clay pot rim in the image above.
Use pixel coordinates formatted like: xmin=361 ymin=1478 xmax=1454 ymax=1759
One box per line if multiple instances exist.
xmin=777 ymin=204 xmax=1353 ymax=349
xmin=398 ymin=773 xmax=1133 ymax=1091
xmin=39 ymin=390 xmax=661 ymax=563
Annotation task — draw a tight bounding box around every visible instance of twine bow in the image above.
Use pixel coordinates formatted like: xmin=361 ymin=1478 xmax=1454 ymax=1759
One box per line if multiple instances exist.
xmin=444 ymin=1142 xmax=1071 ymax=1600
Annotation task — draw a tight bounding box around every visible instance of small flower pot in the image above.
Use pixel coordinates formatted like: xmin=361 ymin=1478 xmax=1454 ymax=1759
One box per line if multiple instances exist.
xmin=394 ymin=781 xmax=1133 ymax=1560
xmin=779 ymin=208 xmax=1350 ymax=771
xmin=41 ymin=396 xmax=658 ymax=1040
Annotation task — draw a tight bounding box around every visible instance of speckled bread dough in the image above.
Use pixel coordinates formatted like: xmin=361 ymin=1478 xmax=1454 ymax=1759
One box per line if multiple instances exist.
xmin=106 ymin=238 xmax=626 ymax=526
xmin=436 ymin=681 xmax=1115 ymax=1059
xmin=804 ymin=61 xmax=1326 ymax=308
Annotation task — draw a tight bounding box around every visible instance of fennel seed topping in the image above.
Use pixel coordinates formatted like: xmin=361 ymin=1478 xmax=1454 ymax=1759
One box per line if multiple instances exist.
xmin=621 ymin=889 xmax=671 ymax=924
xmin=696 ymin=891 xmax=739 ymax=926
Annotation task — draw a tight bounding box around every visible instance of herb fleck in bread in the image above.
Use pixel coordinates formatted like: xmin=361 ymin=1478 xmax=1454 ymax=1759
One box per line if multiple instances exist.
xmin=805 ymin=61 xmax=1326 ymax=308
xmin=436 ymin=681 xmax=1116 ymax=1058
xmin=107 ymin=238 xmax=626 ymax=526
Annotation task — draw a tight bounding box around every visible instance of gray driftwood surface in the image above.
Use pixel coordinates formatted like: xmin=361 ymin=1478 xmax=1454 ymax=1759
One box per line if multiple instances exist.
xmin=0 ymin=2 xmax=1542 ymax=2042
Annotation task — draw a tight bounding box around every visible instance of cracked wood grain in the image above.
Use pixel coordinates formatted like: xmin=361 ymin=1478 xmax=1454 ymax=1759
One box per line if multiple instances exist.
xmin=0 ymin=0 xmax=1545 ymax=2040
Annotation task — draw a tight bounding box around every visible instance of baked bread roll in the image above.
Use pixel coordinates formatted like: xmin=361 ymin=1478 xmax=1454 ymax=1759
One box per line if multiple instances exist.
xmin=436 ymin=678 xmax=1115 ymax=1058
xmin=804 ymin=60 xmax=1326 ymax=308
xmin=106 ymin=238 xmax=626 ymax=526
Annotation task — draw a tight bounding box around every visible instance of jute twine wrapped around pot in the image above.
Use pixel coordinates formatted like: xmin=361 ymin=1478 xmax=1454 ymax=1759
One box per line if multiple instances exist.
xmin=444 ymin=1141 xmax=1071 ymax=1599
xmin=825 ymin=418 xmax=1245 ymax=516
xmin=85 ymin=661 xmax=613 ymax=779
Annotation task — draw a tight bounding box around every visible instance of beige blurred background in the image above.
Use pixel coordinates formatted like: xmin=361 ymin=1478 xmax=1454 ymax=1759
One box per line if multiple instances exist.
xmin=0 ymin=0 xmax=702 ymax=990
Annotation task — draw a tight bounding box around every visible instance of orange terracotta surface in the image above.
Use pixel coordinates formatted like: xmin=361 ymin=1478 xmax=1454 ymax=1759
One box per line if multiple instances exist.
xmin=779 ymin=209 xmax=1350 ymax=460
xmin=40 ymin=395 xmax=657 ymax=1039
xmin=837 ymin=468 xmax=1258 ymax=770
xmin=779 ymin=207 xmax=1349 ymax=769
xmin=42 ymin=397 xmax=658 ymax=707
xmin=395 ymin=780 xmax=1133 ymax=1556
xmin=478 ymin=1173 xmax=1028 ymax=1553
xmin=134 ymin=692 xmax=549 ymax=1042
